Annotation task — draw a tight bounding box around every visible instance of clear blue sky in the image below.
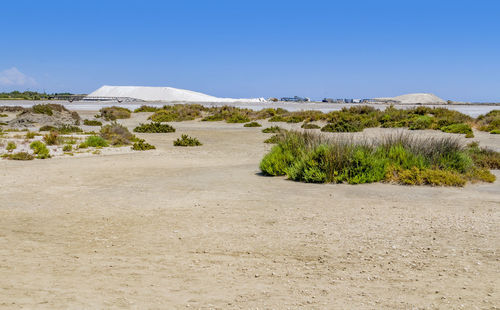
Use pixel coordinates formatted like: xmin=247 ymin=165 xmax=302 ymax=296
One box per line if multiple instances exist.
xmin=1 ymin=0 xmax=499 ymax=101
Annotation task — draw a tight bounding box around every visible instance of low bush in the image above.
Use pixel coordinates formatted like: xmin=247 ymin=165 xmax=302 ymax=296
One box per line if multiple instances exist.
xmin=262 ymin=126 xmax=285 ymax=133
xmin=491 ymin=129 xmax=500 ymax=134
xmin=6 ymin=141 xmax=16 ymax=151
xmin=100 ymin=122 xmax=135 ymax=145
xmin=3 ymin=152 xmax=34 ymax=160
xmin=85 ymin=135 xmax=109 ymax=147
xmin=440 ymin=123 xmax=473 ymax=137
xmin=301 ymin=123 xmax=321 ymax=129
xmin=32 ymin=104 xmax=53 ymax=116
xmin=25 ymin=131 xmax=38 ymax=139
xmin=39 ymin=125 xmax=56 ymax=131
xmin=83 ymin=119 xmax=102 ymax=126
xmin=227 ymin=114 xmax=250 ymax=123
xmin=134 ymin=105 xmax=161 ymax=113
xmin=56 ymin=124 xmax=83 ymax=134
xmin=173 ymin=134 xmax=202 ymax=146
xmin=259 ymin=131 xmax=497 ymax=186
xmin=150 ymin=104 xmax=205 ymax=122
xmin=133 ymin=122 xmax=175 ymax=133
xmin=100 ymin=106 xmax=131 ymax=120
xmin=43 ymin=131 xmax=59 ymax=145
xmin=78 ymin=142 xmax=88 ymax=149
xmin=30 ymin=141 xmax=50 ymax=159
xmin=0 ymin=113 xmax=7 ymax=117
xmin=244 ymin=121 xmax=262 ymax=127
xmin=264 ymin=134 xmax=281 ymax=144
xmin=131 ymin=139 xmax=156 ymax=150
xmin=476 ymin=110 xmax=500 ymax=133
xmin=62 ymin=144 xmax=73 ymax=152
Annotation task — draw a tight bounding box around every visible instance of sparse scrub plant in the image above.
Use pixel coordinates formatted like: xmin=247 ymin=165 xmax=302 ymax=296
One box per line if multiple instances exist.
xmin=83 ymin=119 xmax=102 ymax=126
xmin=85 ymin=135 xmax=109 ymax=147
xmin=133 ymin=122 xmax=175 ymax=133
xmin=244 ymin=121 xmax=262 ymax=127
xmin=100 ymin=106 xmax=131 ymax=120
xmin=43 ymin=131 xmax=59 ymax=145
xmin=100 ymin=122 xmax=135 ymax=145
xmin=173 ymin=134 xmax=202 ymax=146
xmin=262 ymin=126 xmax=285 ymax=133
xmin=131 ymin=139 xmax=156 ymax=150
xmin=259 ymin=131 xmax=496 ymax=186
xmin=30 ymin=141 xmax=50 ymax=159
xmin=6 ymin=141 xmax=16 ymax=152
xmin=3 ymin=152 xmax=34 ymax=160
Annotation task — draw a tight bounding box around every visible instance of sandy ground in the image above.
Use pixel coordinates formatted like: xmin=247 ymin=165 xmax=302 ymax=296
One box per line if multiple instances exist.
xmin=0 ymin=111 xmax=499 ymax=309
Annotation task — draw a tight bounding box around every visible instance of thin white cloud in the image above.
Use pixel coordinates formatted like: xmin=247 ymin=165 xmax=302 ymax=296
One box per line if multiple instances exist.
xmin=0 ymin=67 xmax=37 ymax=87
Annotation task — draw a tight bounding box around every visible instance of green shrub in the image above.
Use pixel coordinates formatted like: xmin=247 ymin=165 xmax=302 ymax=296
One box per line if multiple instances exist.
xmin=476 ymin=110 xmax=500 ymax=132
xmin=3 ymin=152 xmax=34 ymax=160
xmin=43 ymin=131 xmax=59 ymax=145
xmin=85 ymin=135 xmax=108 ymax=147
xmin=39 ymin=125 xmax=56 ymax=131
xmin=32 ymin=104 xmax=53 ymax=116
xmin=321 ymin=120 xmax=363 ymax=133
xmin=244 ymin=121 xmax=262 ymax=127
xmin=262 ymin=126 xmax=284 ymax=133
xmin=408 ymin=115 xmax=433 ymax=130
xmin=0 ymin=113 xmax=7 ymax=117
xmin=227 ymin=114 xmax=250 ymax=123
xmin=78 ymin=142 xmax=88 ymax=149
xmin=440 ymin=123 xmax=473 ymax=137
xmin=100 ymin=106 xmax=131 ymax=120
xmin=6 ymin=141 xmax=16 ymax=151
xmin=83 ymin=119 xmax=102 ymax=126
xmin=133 ymin=122 xmax=175 ymax=133
xmin=173 ymin=134 xmax=202 ymax=146
xmin=30 ymin=141 xmax=50 ymax=159
xmin=25 ymin=131 xmax=38 ymax=139
xmin=134 ymin=105 xmax=160 ymax=113
xmin=100 ymin=122 xmax=135 ymax=145
xmin=56 ymin=124 xmax=83 ymax=134
xmin=490 ymin=129 xmax=500 ymax=134
xmin=301 ymin=123 xmax=320 ymax=129
xmin=259 ymin=131 xmax=497 ymax=186
xmin=264 ymin=134 xmax=281 ymax=144
xmin=131 ymin=139 xmax=156 ymax=150
xmin=149 ymin=104 xmax=204 ymax=122
xmin=62 ymin=144 xmax=73 ymax=152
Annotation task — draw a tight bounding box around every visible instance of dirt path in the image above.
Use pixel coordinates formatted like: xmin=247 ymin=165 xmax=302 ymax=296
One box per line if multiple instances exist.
xmin=0 ymin=115 xmax=499 ymax=309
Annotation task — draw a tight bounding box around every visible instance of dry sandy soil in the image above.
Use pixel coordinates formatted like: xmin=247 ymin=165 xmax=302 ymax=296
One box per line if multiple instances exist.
xmin=0 ymin=111 xmax=499 ymax=309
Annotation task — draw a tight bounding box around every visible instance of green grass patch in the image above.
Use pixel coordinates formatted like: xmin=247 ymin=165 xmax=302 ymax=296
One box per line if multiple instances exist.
xmin=244 ymin=121 xmax=262 ymax=127
xmin=83 ymin=119 xmax=102 ymax=126
xmin=30 ymin=141 xmax=50 ymax=159
xmin=173 ymin=134 xmax=202 ymax=146
xmin=133 ymin=122 xmax=175 ymax=133
xmin=260 ymin=131 xmax=497 ymax=186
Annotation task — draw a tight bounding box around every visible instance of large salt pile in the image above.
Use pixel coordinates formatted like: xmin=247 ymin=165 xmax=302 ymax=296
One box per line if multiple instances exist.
xmin=375 ymin=93 xmax=446 ymax=104
xmin=88 ymin=85 xmax=265 ymax=103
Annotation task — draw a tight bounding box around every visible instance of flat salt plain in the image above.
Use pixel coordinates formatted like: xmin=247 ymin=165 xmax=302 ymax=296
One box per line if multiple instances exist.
xmin=0 ymin=103 xmax=499 ymax=309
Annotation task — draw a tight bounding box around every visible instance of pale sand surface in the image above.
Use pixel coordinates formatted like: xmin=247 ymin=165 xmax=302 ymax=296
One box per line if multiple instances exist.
xmin=0 ymin=111 xmax=499 ymax=309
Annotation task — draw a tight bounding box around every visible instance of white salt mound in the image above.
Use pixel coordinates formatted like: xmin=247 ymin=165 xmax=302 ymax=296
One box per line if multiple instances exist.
xmin=376 ymin=93 xmax=446 ymax=104
xmin=88 ymin=85 xmax=265 ymax=103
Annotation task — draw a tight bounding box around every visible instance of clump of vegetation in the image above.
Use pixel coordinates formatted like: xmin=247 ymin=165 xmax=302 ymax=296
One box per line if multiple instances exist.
xmin=244 ymin=121 xmax=262 ymax=127
xmin=134 ymin=105 xmax=161 ymax=113
xmin=78 ymin=142 xmax=88 ymax=149
xmin=149 ymin=104 xmax=206 ymax=122
xmin=262 ymin=126 xmax=285 ymax=133
xmin=32 ymin=104 xmax=54 ymax=116
xmin=2 ymin=152 xmax=34 ymax=160
xmin=100 ymin=106 xmax=131 ymax=120
xmin=131 ymin=139 xmax=156 ymax=150
xmin=476 ymin=110 xmax=500 ymax=134
xmin=6 ymin=141 xmax=16 ymax=152
xmin=25 ymin=131 xmax=39 ymax=139
xmin=85 ymin=135 xmax=109 ymax=147
xmin=173 ymin=134 xmax=202 ymax=146
xmin=39 ymin=124 xmax=82 ymax=134
xmin=30 ymin=141 xmax=50 ymax=159
xmin=440 ymin=123 xmax=474 ymax=137
xmin=39 ymin=125 xmax=56 ymax=131
xmin=43 ymin=131 xmax=59 ymax=145
xmin=0 ymin=113 xmax=7 ymax=117
xmin=301 ymin=123 xmax=321 ymax=129
xmin=264 ymin=134 xmax=281 ymax=144
xmin=133 ymin=122 xmax=175 ymax=133
xmin=83 ymin=119 xmax=102 ymax=126
xmin=100 ymin=122 xmax=135 ymax=145
xmin=260 ymin=131 xmax=497 ymax=186
xmin=62 ymin=144 xmax=73 ymax=152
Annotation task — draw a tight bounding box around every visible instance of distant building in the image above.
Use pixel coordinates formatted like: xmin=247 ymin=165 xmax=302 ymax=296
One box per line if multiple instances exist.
xmin=280 ymin=96 xmax=310 ymax=102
